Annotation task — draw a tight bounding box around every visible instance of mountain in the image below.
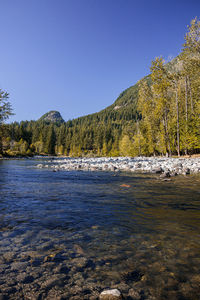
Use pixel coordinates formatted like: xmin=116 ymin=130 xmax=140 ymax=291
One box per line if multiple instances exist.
xmin=4 ymin=76 xmax=149 ymax=157
xmin=38 ymin=58 xmax=175 ymax=127
xmin=68 ymin=58 xmax=181 ymax=128
xmin=39 ymin=111 xmax=65 ymax=123
xmin=5 ymin=56 xmax=194 ymax=157
xmin=64 ymin=76 xmax=150 ymax=129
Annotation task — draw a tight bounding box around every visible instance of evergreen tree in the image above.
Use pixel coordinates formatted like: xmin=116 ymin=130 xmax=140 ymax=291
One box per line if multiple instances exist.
xmin=45 ymin=125 xmax=56 ymax=155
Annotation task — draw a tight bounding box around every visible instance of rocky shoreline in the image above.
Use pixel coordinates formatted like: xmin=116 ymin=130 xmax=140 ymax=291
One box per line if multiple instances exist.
xmin=37 ymin=156 xmax=200 ymax=177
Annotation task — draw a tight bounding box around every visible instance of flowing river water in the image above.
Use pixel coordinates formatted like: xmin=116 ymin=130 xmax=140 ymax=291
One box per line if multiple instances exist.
xmin=0 ymin=158 xmax=200 ymax=299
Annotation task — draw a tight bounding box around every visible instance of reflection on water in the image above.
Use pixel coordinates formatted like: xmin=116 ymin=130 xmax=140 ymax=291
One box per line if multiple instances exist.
xmin=0 ymin=158 xmax=200 ymax=299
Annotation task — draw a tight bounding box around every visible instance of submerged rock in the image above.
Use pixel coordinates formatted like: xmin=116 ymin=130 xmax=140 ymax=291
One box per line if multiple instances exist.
xmin=99 ymin=289 xmax=122 ymax=300
xmin=184 ymin=168 xmax=190 ymax=175
xmin=160 ymin=171 xmax=171 ymax=178
xmin=128 ymin=288 xmax=141 ymax=299
xmin=37 ymin=164 xmax=43 ymax=168
xmin=126 ymin=271 xmax=142 ymax=283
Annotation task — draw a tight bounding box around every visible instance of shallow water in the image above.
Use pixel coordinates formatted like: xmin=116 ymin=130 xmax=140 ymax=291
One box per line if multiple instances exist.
xmin=0 ymin=158 xmax=200 ymax=299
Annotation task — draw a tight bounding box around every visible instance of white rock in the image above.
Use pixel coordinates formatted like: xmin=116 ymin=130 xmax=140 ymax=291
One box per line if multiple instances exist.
xmin=99 ymin=289 xmax=122 ymax=300
xmin=36 ymin=156 xmax=200 ymax=176
xmin=37 ymin=164 xmax=43 ymax=168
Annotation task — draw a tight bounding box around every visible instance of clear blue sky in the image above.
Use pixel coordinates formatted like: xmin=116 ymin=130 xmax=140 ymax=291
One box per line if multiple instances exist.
xmin=0 ymin=0 xmax=199 ymax=122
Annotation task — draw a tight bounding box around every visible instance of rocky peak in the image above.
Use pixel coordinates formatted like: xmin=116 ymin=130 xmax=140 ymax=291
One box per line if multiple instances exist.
xmin=39 ymin=111 xmax=65 ymax=123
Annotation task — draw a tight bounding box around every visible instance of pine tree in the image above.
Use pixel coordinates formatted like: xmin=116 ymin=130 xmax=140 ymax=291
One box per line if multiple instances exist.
xmin=45 ymin=125 xmax=56 ymax=155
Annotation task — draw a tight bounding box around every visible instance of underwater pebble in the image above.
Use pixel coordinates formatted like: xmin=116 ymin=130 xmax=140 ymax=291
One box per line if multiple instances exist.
xmin=99 ymin=289 xmax=122 ymax=300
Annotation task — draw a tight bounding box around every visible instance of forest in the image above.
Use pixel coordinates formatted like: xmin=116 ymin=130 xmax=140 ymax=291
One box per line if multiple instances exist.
xmin=0 ymin=18 xmax=200 ymax=157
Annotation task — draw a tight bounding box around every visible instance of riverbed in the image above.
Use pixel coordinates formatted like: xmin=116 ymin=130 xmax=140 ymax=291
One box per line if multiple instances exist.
xmin=0 ymin=157 xmax=200 ymax=299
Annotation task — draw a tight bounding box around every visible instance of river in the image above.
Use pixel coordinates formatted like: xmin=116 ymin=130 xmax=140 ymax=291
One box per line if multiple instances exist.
xmin=0 ymin=158 xmax=200 ymax=299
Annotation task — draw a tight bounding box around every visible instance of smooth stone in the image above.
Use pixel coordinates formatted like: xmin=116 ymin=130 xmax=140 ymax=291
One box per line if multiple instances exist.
xmin=37 ymin=164 xmax=43 ymax=168
xmin=128 ymin=288 xmax=141 ymax=299
xmin=99 ymin=289 xmax=122 ymax=300
xmin=170 ymin=171 xmax=178 ymax=177
xmin=152 ymin=167 xmax=163 ymax=174
xmin=160 ymin=171 xmax=171 ymax=178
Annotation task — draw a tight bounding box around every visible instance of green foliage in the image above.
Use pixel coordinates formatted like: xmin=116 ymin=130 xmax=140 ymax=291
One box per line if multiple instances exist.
xmin=0 ymin=90 xmax=13 ymax=124
xmin=0 ymin=90 xmax=13 ymax=154
xmin=119 ymin=135 xmax=133 ymax=156
xmin=137 ymin=18 xmax=200 ymax=156
xmin=44 ymin=125 xmax=56 ymax=155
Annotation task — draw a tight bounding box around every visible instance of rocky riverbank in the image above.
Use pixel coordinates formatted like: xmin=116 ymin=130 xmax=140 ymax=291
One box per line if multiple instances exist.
xmin=37 ymin=156 xmax=200 ymax=177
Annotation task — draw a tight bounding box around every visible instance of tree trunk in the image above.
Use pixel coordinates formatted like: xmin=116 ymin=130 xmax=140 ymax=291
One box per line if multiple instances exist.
xmin=164 ymin=109 xmax=171 ymax=156
xmin=185 ymin=76 xmax=188 ymax=123
xmin=136 ymin=119 xmax=141 ymax=156
xmin=185 ymin=76 xmax=188 ymax=155
xmin=175 ymin=81 xmax=180 ymax=157
xmin=187 ymin=76 xmax=194 ymax=114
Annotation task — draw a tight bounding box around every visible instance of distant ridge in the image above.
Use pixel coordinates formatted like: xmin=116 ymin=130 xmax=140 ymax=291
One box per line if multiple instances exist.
xmin=39 ymin=110 xmax=65 ymax=123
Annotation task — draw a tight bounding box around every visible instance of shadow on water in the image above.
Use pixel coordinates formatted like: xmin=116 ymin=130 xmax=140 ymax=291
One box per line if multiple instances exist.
xmin=0 ymin=158 xmax=200 ymax=299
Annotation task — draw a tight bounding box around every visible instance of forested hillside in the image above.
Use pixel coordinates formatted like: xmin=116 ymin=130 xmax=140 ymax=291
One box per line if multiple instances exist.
xmin=1 ymin=82 xmax=139 ymax=157
xmin=1 ymin=18 xmax=200 ymax=157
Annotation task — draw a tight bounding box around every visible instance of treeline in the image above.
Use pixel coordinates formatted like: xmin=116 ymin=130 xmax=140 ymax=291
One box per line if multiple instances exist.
xmin=1 ymin=18 xmax=200 ymax=157
xmin=1 ymin=82 xmax=138 ymax=157
xmin=1 ymin=116 xmax=133 ymax=157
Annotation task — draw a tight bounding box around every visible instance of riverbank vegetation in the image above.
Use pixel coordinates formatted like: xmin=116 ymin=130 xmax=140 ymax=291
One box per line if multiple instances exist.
xmin=1 ymin=18 xmax=200 ymax=157
xmin=0 ymin=89 xmax=13 ymax=156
